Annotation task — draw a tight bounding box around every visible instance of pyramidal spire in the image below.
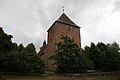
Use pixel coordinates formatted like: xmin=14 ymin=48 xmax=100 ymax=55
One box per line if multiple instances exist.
xmin=56 ymin=13 xmax=78 ymax=27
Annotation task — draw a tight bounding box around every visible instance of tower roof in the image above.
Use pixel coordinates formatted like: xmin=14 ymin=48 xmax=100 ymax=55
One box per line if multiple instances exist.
xmin=56 ymin=13 xmax=78 ymax=27
xmin=47 ymin=13 xmax=79 ymax=32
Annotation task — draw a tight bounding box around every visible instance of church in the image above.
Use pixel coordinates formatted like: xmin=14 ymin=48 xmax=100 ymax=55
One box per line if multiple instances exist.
xmin=38 ymin=12 xmax=81 ymax=70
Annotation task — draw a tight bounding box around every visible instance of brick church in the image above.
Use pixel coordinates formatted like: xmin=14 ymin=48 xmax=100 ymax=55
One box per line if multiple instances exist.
xmin=38 ymin=12 xmax=81 ymax=70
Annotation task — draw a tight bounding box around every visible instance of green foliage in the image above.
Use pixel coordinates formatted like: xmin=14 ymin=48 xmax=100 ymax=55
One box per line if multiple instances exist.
xmin=83 ymin=46 xmax=95 ymax=70
xmin=50 ymin=35 xmax=88 ymax=73
xmin=0 ymin=27 xmax=14 ymax=53
xmin=19 ymin=43 xmax=45 ymax=73
xmin=17 ymin=43 xmax=24 ymax=53
xmin=84 ymin=42 xmax=120 ymax=72
xmin=0 ymin=27 xmax=44 ymax=73
xmin=0 ymin=27 xmax=14 ymax=71
xmin=1 ymin=26 xmax=120 ymax=73
xmin=50 ymin=35 xmax=120 ymax=73
xmin=102 ymin=42 xmax=120 ymax=71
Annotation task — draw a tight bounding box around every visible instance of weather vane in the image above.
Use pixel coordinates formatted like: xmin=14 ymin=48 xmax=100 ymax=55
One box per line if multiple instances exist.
xmin=62 ymin=6 xmax=64 ymax=13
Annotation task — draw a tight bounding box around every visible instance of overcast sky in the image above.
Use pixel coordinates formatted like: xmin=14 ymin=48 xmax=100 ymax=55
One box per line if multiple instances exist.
xmin=0 ymin=0 xmax=120 ymax=51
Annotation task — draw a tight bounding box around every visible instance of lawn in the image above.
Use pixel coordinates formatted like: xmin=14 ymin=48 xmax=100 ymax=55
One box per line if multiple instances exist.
xmin=92 ymin=75 xmax=120 ymax=80
xmin=0 ymin=71 xmax=120 ymax=80
xmin=0 ymin=75 xmax=119 ymax=80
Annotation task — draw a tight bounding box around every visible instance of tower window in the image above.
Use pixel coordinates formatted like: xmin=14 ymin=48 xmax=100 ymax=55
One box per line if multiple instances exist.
xmin=68 ymin=26 xmax=71 ymax=31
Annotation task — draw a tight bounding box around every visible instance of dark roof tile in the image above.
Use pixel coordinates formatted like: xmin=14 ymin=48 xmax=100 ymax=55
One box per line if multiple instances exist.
xmin=47 ymin=13 xmax=80 ymax=32
xmin=56 ymin=13 xmax=78 ymax=27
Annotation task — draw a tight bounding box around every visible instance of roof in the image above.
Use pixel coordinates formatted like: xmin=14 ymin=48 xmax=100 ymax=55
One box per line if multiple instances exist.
xmin=56 ymin=13 xmax=78 ymax=27
xmin=47 ymin=13 xmax=80 ymax=32
xmin=38 ymin=44 xmax=47 ymax=56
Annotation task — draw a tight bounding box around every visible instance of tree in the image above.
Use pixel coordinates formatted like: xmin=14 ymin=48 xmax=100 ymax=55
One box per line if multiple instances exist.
xmin=88 ymin=42 xmax=102 ymax=70
xmin=50 ymin=35 xmax=88 ymax=73
xmin=102 ymin=42 xmax=120 ymax=71
xmin=86 ymin=42 xmax=120 ymax=71
xmin=83 ymin=46 xmax=95 ymax=70
xmin=0 ymin=27 xmax=14 ymax=53
xmin=17 ymin=43 xmax=24 ymax=53
xmin=19 ymin=43 xmax=45 ymax=73
xmin=0 ymin=27 xmax=14 ymax=71
xmin=0 ymin=27 xmax=45 ymax=73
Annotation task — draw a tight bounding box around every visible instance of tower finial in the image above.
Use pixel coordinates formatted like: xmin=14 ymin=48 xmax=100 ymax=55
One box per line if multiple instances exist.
xmin=62 ymin=6 xmax=64 ymax=13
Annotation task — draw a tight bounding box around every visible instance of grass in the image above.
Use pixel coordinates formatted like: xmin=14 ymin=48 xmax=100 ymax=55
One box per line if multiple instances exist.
xmin=1 ymin=72 xmax=43 ymax=77
xmin=87 ymin=70 xmax=97 ymax=73
xmin=0 ymin=74 xmax=7 ymax=80
xmin=1 ymin=74 xmax=120 ymax=80
xmin=89 ymin=75 xmax=120 ymax=80
xmin=43 ymin=70 xmax=56 ymax=76
xmin=1 ymin=71 xmax=120 ymax=80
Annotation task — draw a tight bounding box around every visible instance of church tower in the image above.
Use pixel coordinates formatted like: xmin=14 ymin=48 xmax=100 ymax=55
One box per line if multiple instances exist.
xmin=47 ymin=13 xmax=81 ymax=70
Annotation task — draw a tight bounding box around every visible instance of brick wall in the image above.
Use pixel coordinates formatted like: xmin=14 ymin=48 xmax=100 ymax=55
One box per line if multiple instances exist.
xmin=47 ymin=22 xmax=81 ymax=70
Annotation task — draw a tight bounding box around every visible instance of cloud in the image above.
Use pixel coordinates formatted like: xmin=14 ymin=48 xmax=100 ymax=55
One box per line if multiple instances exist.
xmin=0 ymin=0 xmax=120 ymax=51
xmin=113 ymin=0 xmax=120 ymax=11
xmin=97 ymin=11 xmax=120 ymax=44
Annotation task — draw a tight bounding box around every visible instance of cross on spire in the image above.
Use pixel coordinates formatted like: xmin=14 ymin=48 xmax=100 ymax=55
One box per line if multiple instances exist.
xmin=62 ymin=6 xmax=64 ymax=13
